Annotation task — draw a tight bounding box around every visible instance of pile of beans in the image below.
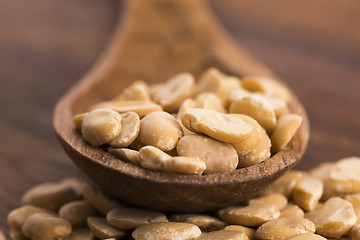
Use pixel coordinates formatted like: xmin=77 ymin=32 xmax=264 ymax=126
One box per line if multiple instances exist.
xmin=73 ymin=68 xmax=302 ymax=174
xmin=5 ymin=156 xmax=360 ymax=240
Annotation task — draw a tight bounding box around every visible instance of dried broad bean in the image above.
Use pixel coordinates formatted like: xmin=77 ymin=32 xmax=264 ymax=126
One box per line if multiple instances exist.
xmin=114 ymin=80 xmax=150 ymax=102
xmin=87 ymin=217 xmax=126 ymax=239
xmin=62 ymin=228 xmax=96 ymax=240
xmin=292 ymin=177 xmax=323 ymax=211
xmin=108 ymin=147 xmax=140 ymax=166
xmin=138 ymin=111 xmax=183 ymax=151
xmin=22 ymin=213 xmax=72 ymax=240
xmin=195 ymin=230 xmax=249 ymax=240
xmin=225 ymin=225 xmax=256 ymax=240
xmin=169 ymin=214 xmax=227 ymax=232
xmin=177 ymin=134 xmax=237 ymax=174
xmin=21 ymin=178 xmax=83 ymax=211
xmin=138 ymin=146 xmax=206 ymax=175
xmin=106 ymin=206 xmax=167 ymax=230
xmin=109 ymin=111 xmax=140 ymax=147
xmin=286 ymin=233 xmax=326 ymax=240
xmin=132 ymin=222 xmax=201 ymax=240
xmin=59 ymin=200 xmax=98 ymax=228
xmin=255 ymin=217 xmax=315 ymax=240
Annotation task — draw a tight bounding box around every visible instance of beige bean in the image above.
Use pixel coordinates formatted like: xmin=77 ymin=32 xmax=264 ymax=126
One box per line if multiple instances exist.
xmin=255 ymin=94 xmax=289 ymax=118
xmin=195 ymin=230 xmax=249 ymax=240
xmin=177 ymin=134 xmax=238 ymax=174
xmin=107 ymin=206 xmax=167 ymax=230
xmin=90 ymin=100 xmax=162 ymax=118
xmin=62 ymin=228 xmax=96 ymax=240
xmin=238 ymin=125 xmax=271 ymax=168
xmin=10 ymin=228 xmax=30 ymax=240
xmin=114 ymin=80 xmax=150 ymax=102
xmin=225 ymin=225 xmax=256 ymax=240
xmin=249 ymin=193 xmax=288 ymax=210
xmin=169 ymin=214 xmax=227 ymax=232
xmin=181 ymin=108 xmax=254 ymax=143
xmin=219 ymin=203 xmax=280 ymax=227
xmin=195 ymin=68 xmax=227 ymax=97
xmin=0 ymin=230 xmax=5 ymax=240
xmin=21 ymin=178 xmax=83 ymax=211
xmin=327 ymin=157 xmax=360 ymax=194
xmin=178 ymin=98 xmax=196 ymax=119
xmin=241 ymin=76 xmax=291 ymax=102
xmin=7 ymin=205 xmax=54 ymax=231
xmin=87 ymin=217 xmax=126 ymax=239
xmin=286 ymin=233 xmax=326 ymax=240
xmin=221 ymin=76 xmax=243 ymax=107
xmin=351 ymin=224 xmax=360 ymax=240
xmin=82 ymin=182 xmax=120 ymax=215
xmin=59 ymin=200 xmax=98 ymax=228
xmin=309 ymin=162 xmax=335 ymax=182
xmin=109 ymin=111 xmax=140 ymax=147
xmin=177 ymin=119 xmax=194 ymax=136
xmin=263 ymin=171 xmax=305 ymax=197
xmin=305 ymin=197 xmax=357 ymax=238
xmin=279 ymin=204 xmax=304 ymax=218
xmin=132 ymin=222 xmax=201 ymax=240
xmin=73 ymin=113 xmax=88 ymax=131
xmin=271 ymin=114 xmax=302 ymax=153
xmin=138 ymin=111 xmax=183 ymax=151
xmin=22 ymin=213 xmax=72 ymax=240
xmin=152 ymin=73 xmax=195 ymax=112
xmin=345 ymin=193 xmax=360 ymax=224
xmin=255 ymin=217 xmax=315 ymax=240
xmin=81 ymin=108 xmax=122 ymax=146
xmin=292 ymin=177 xmax=323 ymax=211
xmin=195 ymin=93 xmax=226 ymax=113
xmin=138 ymin=146 xmax=206 ymax=175
xmin=229 ymin=93 xmax=277 ymax=134
xmin=108 ymin=147 xmax=140 ymax=166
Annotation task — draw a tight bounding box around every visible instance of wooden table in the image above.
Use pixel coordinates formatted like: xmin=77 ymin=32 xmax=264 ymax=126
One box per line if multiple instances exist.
xmin=0 ymin=0 xmax=359 ymax=236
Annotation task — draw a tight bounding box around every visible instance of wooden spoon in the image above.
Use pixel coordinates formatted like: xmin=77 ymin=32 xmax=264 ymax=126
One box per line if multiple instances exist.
xmin=53 ymin=0 xmax=309 ymax=212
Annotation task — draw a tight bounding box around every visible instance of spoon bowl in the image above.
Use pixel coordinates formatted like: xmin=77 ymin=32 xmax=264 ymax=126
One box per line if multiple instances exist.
xmin=53 ymin=0 xmax=309 ymax=212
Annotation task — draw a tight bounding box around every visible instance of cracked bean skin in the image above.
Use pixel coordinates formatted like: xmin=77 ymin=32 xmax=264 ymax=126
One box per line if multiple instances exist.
xmin=22 ymin=213 xmax=72 ymax=240
xmin=292 ymin=177 xmax=323 ymax=211
xmin=132 ymin=222 xmax=201 ymax=240
xmin=229 ymin=93 xmax=277 ymax=134
xmin=108 ymin=147 xmax=140 ymax=166
xmin=138 ymin=111 xmax=183 ymax=151
xmin=270 ymin=114 xmax=302 ymax=153
xmin=181 ymin=108 xmax=254 ymax=143
xmin=151 ymin=73 xmax=194 ymax=112
xmin=138 ymin=146 xmax=206 ymax=175
xmin=195 ymin=230 xmax=249 ymax=240
xmin=255 ymin=217 xmax=316 ymax=240
xmin=87 ymin=217 xmax=126 ymax=239
xmin=177 ymin=134 xmax=238 ymax=174
xmin=109 ymin=111 xmax=140 ymax=148
xmin=305 ymin=197 xmax=357 ymax=238
xmin=81 ymin=108 xmax=122 ymax=146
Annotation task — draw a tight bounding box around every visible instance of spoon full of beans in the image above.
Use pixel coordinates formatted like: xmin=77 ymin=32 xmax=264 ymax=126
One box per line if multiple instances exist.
xmin=53 ymin=0 xmax=309 ymax=212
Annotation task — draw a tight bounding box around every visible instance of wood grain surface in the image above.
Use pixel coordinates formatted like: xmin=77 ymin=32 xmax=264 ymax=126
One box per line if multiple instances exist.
xmin=0 ymin=0 xmax=359 ymax=235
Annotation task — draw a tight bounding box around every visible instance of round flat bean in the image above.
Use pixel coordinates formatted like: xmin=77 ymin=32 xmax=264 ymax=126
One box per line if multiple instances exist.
xmin=107 ymin=206 xmax=168 ymax=230
xmin=108 ymin=147 xmax=140 ymax=166
xmin=249 ymin=193 xmax=288 ymax=210
xmin=62 ymin=228 xmax=96 ymax=240
xmin=195 ymin=230 xmax=249 ymax=240
xmin=169 ymin=214 xmax=227 ymax=232
xmin=22 ymin=213 xmax=72 ymax=240
xmin=195 ymin=93 xmax=226 ymax=113
xmin=286 ymin=233 xmax=326 ymax=240
xmin=138 ymin=111 xmax=183 ymax=151
xmin=292 ymin=177 xmax=323 ymax=211
xmin=132 ymin=222 xmax=201 ymax=240
xmin=279 ymin=204 xmax=304 ymax=218
xmin=87 ymin=217 xmax=126 ymax=239
xmin=81 ymin=108 xmax=122 ymax=146
xmin=328 ymin=157 xmax=360 ymax=194
xmin=59 ymin=200 xmax=98 ymax=228
xmin=225 ymin=225 xmax=256 ymax=240
xmin=109 ymin=111 xmax=140 ymax=147
xmin=114 ymin=81 xmax=150 ymax=102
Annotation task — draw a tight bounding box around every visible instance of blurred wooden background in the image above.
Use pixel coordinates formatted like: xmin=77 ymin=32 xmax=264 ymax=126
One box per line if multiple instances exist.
xmin=0 ymin=0 xmax=359 ymax=235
